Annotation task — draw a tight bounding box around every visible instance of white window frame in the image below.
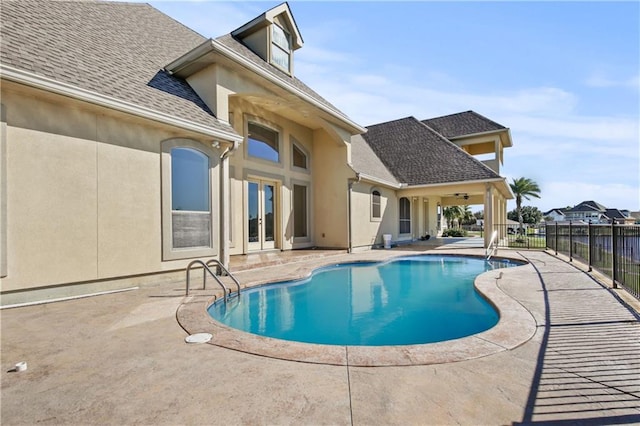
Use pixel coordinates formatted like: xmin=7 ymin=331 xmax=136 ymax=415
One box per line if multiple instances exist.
xmin=371 ymin=188 xmax=382 ymax=222
xmin=271 ymin=23 xmax=292 ymax=73
xmin=399 ymin=197 xmax=411 ymax=235
xmin=161 ymin=138 xmax=218 ymax=261
xmin=290 ymin=136 xmax=310 ymax=173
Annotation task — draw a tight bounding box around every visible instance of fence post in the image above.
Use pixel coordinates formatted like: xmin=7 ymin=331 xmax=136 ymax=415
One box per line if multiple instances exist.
xmin=611 ymin=222 xmax=617 ymax=288
xmin=555 ymin=222 xmax=558 ymax=255
xmin=587 ymin=221 xmax=592 ymax=272
xmin=569 ymin=221 xmax=573 ymax=262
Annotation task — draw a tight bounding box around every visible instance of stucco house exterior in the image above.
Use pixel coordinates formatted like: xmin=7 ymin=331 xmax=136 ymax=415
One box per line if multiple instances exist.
xmin=0 ymin=1 xmax=513 ymax=305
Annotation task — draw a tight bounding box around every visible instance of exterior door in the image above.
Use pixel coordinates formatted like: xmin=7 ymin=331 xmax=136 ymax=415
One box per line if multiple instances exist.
xmin=248 ymin=180 xmax=276 ymax=251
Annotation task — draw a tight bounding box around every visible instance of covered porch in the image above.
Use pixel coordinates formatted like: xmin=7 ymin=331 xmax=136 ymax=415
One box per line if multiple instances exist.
xmin=399 ymin=178 xmax=513 ymax=248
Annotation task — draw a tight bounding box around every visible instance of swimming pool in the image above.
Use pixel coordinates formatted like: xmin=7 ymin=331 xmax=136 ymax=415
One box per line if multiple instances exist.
xmin=207 ymin=255 xmax=520 ymax=346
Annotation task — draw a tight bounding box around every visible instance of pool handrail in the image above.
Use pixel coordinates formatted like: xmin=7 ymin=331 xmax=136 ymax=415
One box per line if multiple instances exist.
xmin=186 ymin=260 xmax=230 ymax=301
xmin=206 ymin=259 xmax=241 ymax=297
xmin=486 ymin=230 xmax=499 ymax=260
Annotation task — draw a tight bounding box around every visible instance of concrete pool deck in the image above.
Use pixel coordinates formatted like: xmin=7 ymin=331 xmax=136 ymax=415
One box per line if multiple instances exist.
xmin=2 ymin=248 xmax=640 ymax=425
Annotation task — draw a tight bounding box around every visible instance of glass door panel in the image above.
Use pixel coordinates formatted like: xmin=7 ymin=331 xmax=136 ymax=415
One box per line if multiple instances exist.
xmin=263 ymin=184 xmax=275 ymax=248
xmin=248 ymin=182 xmax=259 ymax=250
xmin=247 ymin=180 xmax=277 ymax=251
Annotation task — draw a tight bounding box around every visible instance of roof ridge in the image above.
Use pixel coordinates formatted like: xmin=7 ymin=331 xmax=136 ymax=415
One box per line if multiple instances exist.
xmin=422 ymin=110 xmax=473 ymax=121
xmin=365 ymin=116 xmax=417 ymax=129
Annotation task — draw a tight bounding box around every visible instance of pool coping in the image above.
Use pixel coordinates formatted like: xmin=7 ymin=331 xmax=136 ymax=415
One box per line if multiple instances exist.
xmin=176 ymin=252 xmax=538 ymax=367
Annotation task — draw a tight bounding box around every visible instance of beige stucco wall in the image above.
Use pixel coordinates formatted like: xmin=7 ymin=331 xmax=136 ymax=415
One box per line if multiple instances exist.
xmin=0 ymin=84 xmax=219 ymax=298
xmin=312 ymin=128 xmax=352 ymax=249
xmin=350 ymin=182 xmax=397 ymax=249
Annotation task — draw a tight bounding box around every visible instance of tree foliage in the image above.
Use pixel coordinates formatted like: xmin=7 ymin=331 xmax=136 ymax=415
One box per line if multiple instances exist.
xmin=509 ymin=177 xmax=541 ymax=232
xmin=443 ymin=205 xmax=475 ymax=228
xmin=508 ymin=205 xmax=543 ymax=224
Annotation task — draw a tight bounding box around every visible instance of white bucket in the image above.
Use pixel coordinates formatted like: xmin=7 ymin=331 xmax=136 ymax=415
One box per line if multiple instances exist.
xmin=383 ymin=234 xmax=392 ymax=249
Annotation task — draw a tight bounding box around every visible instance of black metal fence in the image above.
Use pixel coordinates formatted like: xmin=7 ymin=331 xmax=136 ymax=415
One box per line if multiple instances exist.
xmin=491 ymin=223 xmax=547 ymax=249
xmin=546 ymin=222 xmax=640 ymax=300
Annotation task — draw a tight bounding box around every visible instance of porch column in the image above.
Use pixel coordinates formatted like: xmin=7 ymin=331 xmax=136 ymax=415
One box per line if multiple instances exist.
xmin=426 ymin=198 xmax=439 ymax=237
xmin=484 ymin=185 xmax=494 ymax=248
xmin=414 ymin=197 xmax=423 ymax=239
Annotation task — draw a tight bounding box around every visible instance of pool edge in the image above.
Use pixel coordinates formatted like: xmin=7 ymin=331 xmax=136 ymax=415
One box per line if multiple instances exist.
xmin=176 ymin=252 xmax=538 ymax=367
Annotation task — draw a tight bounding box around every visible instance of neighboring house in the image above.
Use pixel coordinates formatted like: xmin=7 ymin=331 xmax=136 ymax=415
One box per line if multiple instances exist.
xmin=543 ymin=208 xmax=567 ymax=222
xmin=564 ymin=201 xmax=609 ymax=223
xmin=0 ymin=1 xmax=513 ymax=305
xmin=563 ymin=201 xmax=635 ymax=225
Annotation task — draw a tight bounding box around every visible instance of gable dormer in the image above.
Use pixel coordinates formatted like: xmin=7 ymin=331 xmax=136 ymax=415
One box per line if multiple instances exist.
xmin=231 ymin=2 xmax=303 ymax=76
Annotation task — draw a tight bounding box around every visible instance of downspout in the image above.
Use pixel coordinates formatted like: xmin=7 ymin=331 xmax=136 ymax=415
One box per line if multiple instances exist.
xmin=347 ymin=173 xmax=361 ymax=253
xmin=219 ymin=140 xmax=239 ymax=271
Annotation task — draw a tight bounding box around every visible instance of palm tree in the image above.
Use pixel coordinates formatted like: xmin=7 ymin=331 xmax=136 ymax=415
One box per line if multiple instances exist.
xmin=443 ymin=206 xmax=464 ymax=228
xmin=461 ymin=205 xmax=474 ymax=225
xmin=509 ymin=177 xmax=541 ymax=236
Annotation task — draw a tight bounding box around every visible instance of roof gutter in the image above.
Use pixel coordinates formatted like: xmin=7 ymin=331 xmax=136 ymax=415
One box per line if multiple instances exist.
xmin=0 ymin=64 xmax=243 ymax=143
xmin=355 ymin=172 xmax=402 ymax=189
xmin=403 ymin=177 xmax=514 ymax=198
xmin=401 ymin=177 xmax=506 ymax=190
xmin=166 ymin=39 xmax=367 ymax=135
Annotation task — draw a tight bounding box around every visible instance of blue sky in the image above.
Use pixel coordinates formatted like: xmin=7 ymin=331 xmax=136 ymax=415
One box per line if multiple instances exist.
xmin=149 ymin=1 xmax=639 ymax=214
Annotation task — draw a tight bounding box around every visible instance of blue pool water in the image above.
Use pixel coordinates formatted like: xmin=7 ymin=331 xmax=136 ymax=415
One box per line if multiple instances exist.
xmin=208 ymin=255 xmax=520 ymax=346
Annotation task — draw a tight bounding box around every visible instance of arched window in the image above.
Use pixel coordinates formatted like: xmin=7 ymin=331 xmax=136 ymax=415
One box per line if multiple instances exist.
xmin=161 ymin=139 xmax=217 ymax=260
xmin=399 ymin=197 xmax=411 ymax=234
xmin=371 ymin=190 xmax=381 ymax=219
xmin=248 ymin=122 xmax=279 ymax=163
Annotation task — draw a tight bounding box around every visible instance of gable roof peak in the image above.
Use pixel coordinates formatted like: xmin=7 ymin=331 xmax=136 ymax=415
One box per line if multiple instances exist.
xmin=365 ymin=116 xmax=418 ymax=129
xmin=231 ymin=2 xmax=303 ymax=50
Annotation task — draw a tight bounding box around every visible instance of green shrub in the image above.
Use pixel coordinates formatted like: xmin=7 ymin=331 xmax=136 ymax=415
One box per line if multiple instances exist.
xmin=442 ymin=228 xmax=467 ymax=237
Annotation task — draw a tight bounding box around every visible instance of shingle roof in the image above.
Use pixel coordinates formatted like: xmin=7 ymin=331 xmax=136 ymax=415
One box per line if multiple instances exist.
xmin=361 ymin=117 xmax=501 ymax=186
xmin=350 ymin=134 xmax=399 ymax=185
xmin=567 ymin=200 xmax=607 ymax=212
xmin=0 ymin=0 xmax=236 ymax=135
xmin=604 ymin=209 xmax=627 ymax=219
xmin=215 ymin=33 xmax=354 ymax=124
xmin=421 ymin=110 xmax=506 ymax=139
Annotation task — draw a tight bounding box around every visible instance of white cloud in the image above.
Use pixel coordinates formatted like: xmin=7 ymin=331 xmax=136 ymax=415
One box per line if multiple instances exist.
xmin=585 ymin=73 xmax=640 ymax=89
xmin=506 ymin=115 xmax=639 ymax=143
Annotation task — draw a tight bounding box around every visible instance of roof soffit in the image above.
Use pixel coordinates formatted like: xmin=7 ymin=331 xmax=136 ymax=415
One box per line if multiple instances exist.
xmin=165 ymin=40 xmax=364 ymax=134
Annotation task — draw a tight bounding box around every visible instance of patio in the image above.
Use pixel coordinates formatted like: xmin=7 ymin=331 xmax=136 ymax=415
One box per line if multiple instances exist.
xmin=2 ymin=248 xmax=639 ymax=425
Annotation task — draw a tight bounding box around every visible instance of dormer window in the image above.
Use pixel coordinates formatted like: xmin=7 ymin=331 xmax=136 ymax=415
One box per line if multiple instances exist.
xmin=230 ymin=3 xmax=303 ymax=76
xmin=271 ymin=24 xmax=291 ymax=71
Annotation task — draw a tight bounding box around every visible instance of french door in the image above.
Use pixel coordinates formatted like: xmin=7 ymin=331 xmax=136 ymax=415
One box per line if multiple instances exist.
xmin=248 ymin=180 xmax=276 ymax=251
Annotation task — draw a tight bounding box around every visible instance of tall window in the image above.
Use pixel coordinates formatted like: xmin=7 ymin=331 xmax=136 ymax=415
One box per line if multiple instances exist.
xmin=399 ymin=197 xmax=411 ymax=234
xmin=371 ymin=190 xmax=381 ymax=219
xmin=271 ymin=24 xmax=291 ymax=71
xmin=171 ymin=147 xmax=211 ymax=248
xmin=248 ymin=123 xmax=279 ymax=162
xmin=293 ymin=184 xmax=308 ymax=238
